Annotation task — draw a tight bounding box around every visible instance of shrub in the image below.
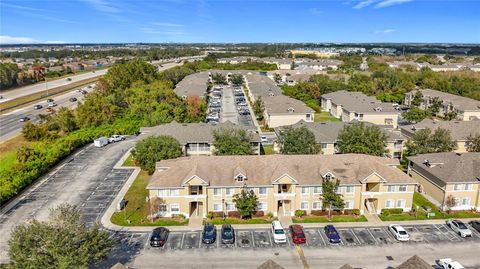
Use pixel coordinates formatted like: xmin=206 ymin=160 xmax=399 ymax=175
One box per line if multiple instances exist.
xmin=344 ymin=209 xmax=361 ymax=216
xmin=266 ymin=212 xmax=274 ymax=219
xmin=206 ymin=213 xmax=213 ymax=219
xmin=227 ymin=211 xmax=241 ymax=218
xmin=208 ymin=212 xmax=224 ymax=218
xmin=253 ymin=211 xmax=265 ymax=217
xmin=295 ymin=210 xmax=306 ymax=218
xmin=381 ymin=208 xmax=404 ymax=216
xmin=310 ymin=210 xmax=327 ymax=216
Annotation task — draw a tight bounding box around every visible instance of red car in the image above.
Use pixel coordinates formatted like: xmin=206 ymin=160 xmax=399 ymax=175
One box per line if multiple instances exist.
xmin=289 ymin=224 xmax=306 ymax=244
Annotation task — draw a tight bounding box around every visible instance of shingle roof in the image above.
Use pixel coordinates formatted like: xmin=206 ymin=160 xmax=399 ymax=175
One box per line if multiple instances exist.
xmin=257 ymin=259 xmax=285 ymax=269
xmin=321 ymin=90 xmax=398 ymax=114
xmin=395 ymin=255 xmax=432 ymax=269
xmin=407 ymin=89 xmax=480 ymax=111
xmin=400 ymin=119 xmax=480 ymax=141
xmin=407 ymin=152 xmax=480 ymax=184
xmin=174 ymin=72 xmax=209 ymax=97
xmin=148 ymin=154 xmax=416 ymax=189
xmin=139 ymin=121 xmax=260 ymax=144
xmin=338 ymin=265 xmax=354 ymax=269
xmin=263 ymin=95 xmax=314 ymax=114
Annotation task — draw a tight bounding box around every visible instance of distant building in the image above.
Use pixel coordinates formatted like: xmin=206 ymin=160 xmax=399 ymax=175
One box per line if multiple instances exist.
xmin=294 ymin=58 xmax=342 ymax=71
xmin=260 ymin=57 xmax=292 ymax=70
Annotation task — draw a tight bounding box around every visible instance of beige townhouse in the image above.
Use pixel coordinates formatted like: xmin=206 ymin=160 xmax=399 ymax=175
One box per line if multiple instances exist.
xmin=404 ymin=89 xmax=480 ymax=121
xmin=139 ymin=121 xmax=261 ymax=156
xmin=274 ymin=121 xmax=406 ymax=158
xmin=400 ymin=119 xmax=480 ymax=153
xmin=407 ymin=152 xmax=480 ymax=211
xmin=321 ymin=91 xmax=399 ymax=128
xmin=147 ymin=154 xmax=417 ymax=219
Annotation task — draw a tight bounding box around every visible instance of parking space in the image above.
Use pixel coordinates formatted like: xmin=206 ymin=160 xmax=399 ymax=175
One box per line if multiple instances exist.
xmin=206 ymin=84 xmax=254 ymax=127
xmin=182 ymin=232 xmax=201 ymax=249
xmin=303 ymin=229 xmax=325 ymax=247
xmin=352 ymin=228 xmax=376 ymax=245
xmin=337 ymin=228 xmax=361 ymax=246
xmin=253 ymin=230 xmax=273 ymax=248
xmin=369 ymin=227 xmax=396 ymax=244
xmin=236 ymin=230 xmax=254 ymax=248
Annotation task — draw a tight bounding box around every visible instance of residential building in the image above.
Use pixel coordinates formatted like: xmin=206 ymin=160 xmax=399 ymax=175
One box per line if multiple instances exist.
xmin=321 ymin=90 xmax=399 ymax=128
xmin=260 ymin=57 xmax=292 ymax=70
xmin=294 ymin=58 xmax=342 ymax=71
xmin=174 ymin=72 xmax=210 ymax=99
xmin=139 ymin=121 xmax=261 ymax=156
xmin=400 ymin=119 xmax=480 ymax=153
xmin=404 ymin=89 xmax=480 ymax=121
xmin=407 ymin=152 xmax=480 ymax=211
xmin=147 ymin=154 xmax=417 ymax=218
xmin=217 ymin=56 xmax=259 ymax=64
xmin=274 ymin=121 xmax=406 ymax=158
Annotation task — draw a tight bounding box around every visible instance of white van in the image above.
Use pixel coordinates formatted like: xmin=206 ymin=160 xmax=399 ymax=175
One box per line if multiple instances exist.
xmin=271 ymin=221 xmax=287 ymax=244
xmin=94 ymin=137 xmax=109 ymax=147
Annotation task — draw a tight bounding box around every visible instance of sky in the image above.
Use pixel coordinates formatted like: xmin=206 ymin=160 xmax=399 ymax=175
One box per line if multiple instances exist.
xmin=1 ymin=0 xmax=479 ymax=44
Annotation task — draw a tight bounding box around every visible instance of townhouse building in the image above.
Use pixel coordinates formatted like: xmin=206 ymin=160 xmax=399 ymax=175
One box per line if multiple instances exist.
xmin=407 ymin=152 xmax=480 ymax=211
xmin=274 ymin=121 xmax=406 ymax=158
xmin=147 ymin=154 xmax=417 ymax=218
xmin=139 ymin=121 xmax=261 ymax=156
xmin=400 ymin=119 xmax=480 ymax=153
xmin=321 ymin=91 xmax=399 ymax=128
xmin=294 ymin=58 xmax=342 ymax=71
xmin=404 ymin=89 xmax=480 ymax=121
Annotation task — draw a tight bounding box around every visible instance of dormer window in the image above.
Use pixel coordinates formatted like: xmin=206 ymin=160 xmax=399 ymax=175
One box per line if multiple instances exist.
xmin=374 ymin=107 xmax=382 ymax=112
xmin=287 ymin=107 xmax=295 ymax=113
xmin=235 ymin=174 xmax=246 ymax=182
xmin=323 ymin=172 xmax=335 ymax=181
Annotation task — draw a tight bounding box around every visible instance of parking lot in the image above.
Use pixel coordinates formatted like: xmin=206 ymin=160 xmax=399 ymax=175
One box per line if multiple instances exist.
xmin=141 ymin=223 xmax=480 ymax=252
xmin=206 ymin=84 xmax=254 ymax=127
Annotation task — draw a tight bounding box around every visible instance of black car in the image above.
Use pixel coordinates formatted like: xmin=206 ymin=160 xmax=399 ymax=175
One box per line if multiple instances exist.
xmin=469 ymin=220 xmax=480 ymax=232
xmin=150 ymin=227 xmax=169 ymax=247
xmin=221 ymin=224 xmax=235 ymax=244
xmin=47 ymin=98 xmax=54 ymax=103
xmin=19 ymin=116 xmax=30 ymax=122
xmin=69 ymin=97 xmax=77 ymax=102
xmin=33 ymin=104 xmax=43 ymax=110
xmin=202 ymin=224 xmax=217 ymax=244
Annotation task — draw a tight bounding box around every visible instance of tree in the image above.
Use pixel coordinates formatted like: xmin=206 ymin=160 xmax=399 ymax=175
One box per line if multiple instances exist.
xmin=253 ymin=96 xmax=265 ymax=120
xmin=337 ymin=122 xmax=387 ymax=156
xmin=229 ymin=74 xmax=244 ymax=85
xmin=149 ymin=197 xmax=166 ymax=222
xmin=131 ymin=135 xmax=183 ymax=174
xmin=443 ymin=111 xmax=458 ymax=121
xmin=273 ymin=73 xmax=282 ymax=83
xmin=8 ymin=203 xmax=114 ymax=269
xmin=213 ymin=128 xmax=253 ymax=155
xmin=429 ymin=97 xmax=443 ymax=115
xmin=412 ymin=90 xmax=423 ymax=107
xmin=211 ymin=73 xmax=226 ymax=84
xmin=444 ymin=194 xmax=456 ymax=213
xmin=402 ymin=107 xmax=430 ymax=123
xmin=232 ymin=186 xmax=258 ymax=219
xmin=466 ymin=133 xmax=480 ymax=152
xmin=321 ymin=179 xmax=345 ymax=218
xmin=279 ymin=126 xmax=320 ymax=154
xmin=55 ymin=107 xmax=77 ymax=133
xmin=405 ymin=128 xmax=457 ymax=155
xmin=102 ymin=59 xmax=158 ymax=92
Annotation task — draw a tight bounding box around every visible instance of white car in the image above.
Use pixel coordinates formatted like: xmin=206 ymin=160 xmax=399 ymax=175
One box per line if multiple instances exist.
xmin=48 ymin=102 xmax=57 ymax=107
xmin=388 ymin=224 xmax=409 ymax=241
xmin=261 ymin=136 xmax=268 ymax=143
xmin=271 ymin=221 xmax=287 ymax=244
xmin=438 ymin=258 xmax=465 ymax=269
xmin=446 ymin=219 xmax=472 ymax=237
xmin=108 ymin=135 xmax=125 ymax=143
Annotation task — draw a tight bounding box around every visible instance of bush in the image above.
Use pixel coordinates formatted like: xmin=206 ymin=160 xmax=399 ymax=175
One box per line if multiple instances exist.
xmin=206 ymin=213 xmax=213 ymax=219
xmin=208 ymin=211 xmax=224 ymax=218
xmin=344 ymin=209 xmax=361 ymax=216
xmin=266 ymin=212 xmax=273 ymax=219
xmin=227 ymin=211 xmax=241 ymax=218
xmin=310 ymin=210 xmax=327 ymax=216
xmin=253 ymin=211 xmax=265 ymax=217
xmin=295 ymin=210 xmax=306 ymax=218
xmin=381 ymin=208 xmax=404 ymax=216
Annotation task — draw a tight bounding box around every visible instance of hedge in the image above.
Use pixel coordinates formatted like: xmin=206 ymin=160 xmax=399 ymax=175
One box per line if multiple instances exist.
xmin=380 ymin=208 xmax=404 ymax=216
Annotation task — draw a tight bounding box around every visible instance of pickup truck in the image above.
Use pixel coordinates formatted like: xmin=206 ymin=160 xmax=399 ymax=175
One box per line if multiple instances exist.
xmin=108 ymin=135 xmax=125 ymax=143
xmin=438 ymin=258 xmax=465 ymax=269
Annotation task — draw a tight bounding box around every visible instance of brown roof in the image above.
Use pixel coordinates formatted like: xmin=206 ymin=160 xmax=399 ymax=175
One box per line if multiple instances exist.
xmin=395 ymin=255 xmax=432 ymax=269
xmin=400 ymin=119 xmax=480 ymax=141
xmin=407 ymin=89 xmax=480 ymax=111
xmin=322 ymin=90 xmax=398 ymax=114
xmin=257 ymin=259 xmax=285 ymax=269
xmin=338 ymin=265 xmax=354 ymax=269
xmin=148 ymin=154 xmax=416 ymax=189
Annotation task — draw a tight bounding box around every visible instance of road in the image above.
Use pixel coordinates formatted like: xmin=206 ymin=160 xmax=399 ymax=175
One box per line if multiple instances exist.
xmin=0 ymin=69 xmax=108 ymax=102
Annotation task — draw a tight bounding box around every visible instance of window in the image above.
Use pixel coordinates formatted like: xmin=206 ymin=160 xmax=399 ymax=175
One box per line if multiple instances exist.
xmin=312 ymin=202 xmax=322 ymax=210
xmin=170 ymin=203 xmax=180 ymax=213
xmin=345 ymin=186 xmax=354 ymax=193
xmin=235 ymin=174 xmax=245 ymax=182
xmin=258 ymin=202 xmax=267 ymax=211
xmin=387 ymin=186 xmax=396 ymax=192
xmin=385 ymin=199 xmax=394 ymax=208
xmin=324 ymin=174 xmax=333 ymax=180
xmin=301 ymin=187 xmax=310 ymax=195
xmin=335 ymin=186 xmax=342 ymax=194
xmin=259 ymin=187 xmax=267 ymax=195
xmin=462 ymin=197 xmax=470 ymax=206
xmin=213 ymin=203 xmax=222 ymax=211
xmin=225 ymin=188 xmax=235 ymax=196
xmin=159 ymin=204 xmax=167 ymax=212
xmin=226 ymin=203 xmax=235 ymax=211
xmin=170 ymin=189 xmax=180 ymax=196
xmin=306 ymin=114 xmax=312 ymax=121
xmin=313 ymin=186 xmax=322 ymax=194
xmin=213 ymin=188 xmax=221 ymax=196
xmin=453 ymin=184 xmax=462 ymax=191
xmin=345 ymin=201 xmax=353 ymax=209
xmin=454 ymin=198 xmax=461 ymax=207
xmin=464 ymin=184 xmax=473 ymax=191
xmin=158 ymin=189 xmax=170 ymax=196
xmin=300 ymin=201 xmax=309 ymax=210
xmin=396 ymin=199 xmax=406 ymax=208
xmin=398 ymin=185 xmax=407 ymax=192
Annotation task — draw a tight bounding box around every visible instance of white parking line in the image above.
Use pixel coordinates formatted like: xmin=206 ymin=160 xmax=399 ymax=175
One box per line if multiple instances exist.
xmin=317 ymin=229 xmax=327 ymax=246
xmin=180 ymin=233 xmax=185 ymax=249
xmin=367 ymin=228 xmax=378 ymax=244
xmin=144 ymin=233 xmax=151 ymax=249
xmin=251 ymin=231 xmax=255 ymax=247
xmin=351 ymin=228 xmax=361 ymax=244
xmin=383 ymin=227 xmax=396 ymax=241
xmin=413 ymin=226 xmax=430 ymax=243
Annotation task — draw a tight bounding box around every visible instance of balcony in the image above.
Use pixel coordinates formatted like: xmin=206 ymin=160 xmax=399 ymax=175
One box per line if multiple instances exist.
xmin=274 ymin=192 xmax=295 ymax=200
xmin=185 ymin=194 xmax=207 ymax=201
xmin=361 ymin=192 xmax=383 ymax=198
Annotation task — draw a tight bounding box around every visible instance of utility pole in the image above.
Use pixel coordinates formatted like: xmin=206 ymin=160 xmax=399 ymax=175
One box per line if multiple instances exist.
xmin=45 ymin=76 xmax=49 ymax=97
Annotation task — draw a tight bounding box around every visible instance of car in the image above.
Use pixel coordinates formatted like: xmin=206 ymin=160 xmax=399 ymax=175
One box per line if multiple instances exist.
xmin=19 ymin=116 xmax=30 ymax=122
xmin=47 ymin=98 xmax=54 ymax=103
xmin=438 ymin=258 xmax=465 ymax=269
xmin=388 ymin=224 xmax=409 ymax=241
xmin=221 ymin=224 xmax=235 ymax=244
xmin=48 ymin=102 xmax=57 ymax=107
xmin=81 ymin=90 xmax=88 ymax=95
xmin=446 ymin=219 xmax=472 ymax=237
xmin=324 ymin=225 xmax=341 ymax=244
xmin=108 ymin=135 xmax=125 ymax=143
xmin=271 ymin=221 xmax=287 ymax=244
xmin=289 ymin=224 xmax=306 ymax=244
xmin=66 ymin=78 xmax=72 ymax=81
xmin=149 ymin=227 xmax=169 ymax=247
xmin=261 ymin=136 xmax=268 ymax=143
xmin=469 ymin=220 xmax=480 ymax=232
xmin=69 ymin=97 xmax=77 ymax=102
xmin=33 ymin=104 xmax=43 ymax=110
xmin=202 ymin=224 xmax=217 ymax=244
xmin=45 ymin=108 xmax=55 ymax=113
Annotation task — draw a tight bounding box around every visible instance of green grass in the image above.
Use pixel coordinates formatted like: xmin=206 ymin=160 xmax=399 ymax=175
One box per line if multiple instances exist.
xmin=293 ymin=215 xmax=367 ymax=223
xmin=110 ymin=169 xmax=188 ymax=226
xmin=261 ymin=144 xmax=275 ymax=155
xmin=122 ymin=154 xmax=135 ymax=167
xmin=314 ymin=112 xmax=341 ymax=122
xmin=204 ymin=218 xmax=273 ymax=225
xmin=0 ymin=151 xmax=17 ymax=173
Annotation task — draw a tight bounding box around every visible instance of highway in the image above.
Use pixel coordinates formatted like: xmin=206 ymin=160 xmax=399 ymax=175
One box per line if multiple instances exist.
xmin=0 ymin=62 xmax=181 ymax=142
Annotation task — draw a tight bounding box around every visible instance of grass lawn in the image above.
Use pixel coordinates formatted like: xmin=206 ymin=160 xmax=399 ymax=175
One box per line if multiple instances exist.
xmin=261 ymin=144 xmax=275 ymax=155
xmin=110 ymin=169 xmax=188 ymax=226
xmin=314 ymin=112 xmax=341 ymax=122
xmin=122 ymin=154 xmax=135 ymax=167
xmin=204 ymin=218 xmax=274 ymax=225
xmin=0 ymin=135 xmax=30 ymax=173
xmin=293 ymin=215 xmax=367 ymax=223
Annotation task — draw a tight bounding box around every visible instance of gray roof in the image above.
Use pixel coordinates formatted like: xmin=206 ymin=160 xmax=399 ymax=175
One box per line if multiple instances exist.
xmin=400 ymin=119 xmax=480 ymax=141
xmin=276 ymin=121 xmax=404 ymax=143
xmin=395 ymin=255 xmax=432 ymax=269
xmin=257 ymin=259 xmax=285 ymax=269
xmin=263 ymin=95 xmax=314 ymax=115
xmin=246 ymin=72 xmax=283 ymax=97
xmin=174 ymin=72 xmax=209 ymax=97
xmin=294 ymin=58 xmax=343 ymax=66
xmin=408 ymin=152 xmax=480 ymax=185
xmin=139 ymin=121 xmax=260 ymax=144
xmin=322 ymin=90 xmax=398 ymax=114
xmin=406 ymin=89 xmax=480 ymax=111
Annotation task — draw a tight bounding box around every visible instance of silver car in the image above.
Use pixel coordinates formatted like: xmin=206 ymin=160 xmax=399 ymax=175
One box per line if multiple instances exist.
xmin=446 ymin=219 xmax=472 ymax=237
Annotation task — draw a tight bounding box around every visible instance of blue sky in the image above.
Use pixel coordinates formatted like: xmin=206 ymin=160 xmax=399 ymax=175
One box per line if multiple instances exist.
xmin=1 ymin=0 xmax=479 ymax=44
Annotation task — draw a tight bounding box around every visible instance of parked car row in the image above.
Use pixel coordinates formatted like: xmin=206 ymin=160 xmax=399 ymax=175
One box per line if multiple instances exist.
xmin=206 ymin=86 xmax=223 ymax=124
xmin=93 ymin=135 xmax=125 ymax=147
xmin=233 ymin=88 xmax=250 ymax=116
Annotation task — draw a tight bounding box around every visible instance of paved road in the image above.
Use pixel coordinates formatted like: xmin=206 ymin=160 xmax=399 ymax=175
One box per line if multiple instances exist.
xmin=0 ymin=138 xmax=136 ymax=264
xmin=0 ymin=69 xmax=108 ymax=102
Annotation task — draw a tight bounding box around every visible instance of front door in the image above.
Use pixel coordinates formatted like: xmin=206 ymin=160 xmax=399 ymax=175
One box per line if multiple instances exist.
xmin=190 ymin=202 xmax=197 ymax=217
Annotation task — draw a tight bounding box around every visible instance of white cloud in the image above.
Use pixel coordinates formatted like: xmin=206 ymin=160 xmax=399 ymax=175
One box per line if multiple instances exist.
xmin=353 ymin=0 xmax=378 ymax=9
xmin=309 ymin=8 xmax=324 ymax=15
xmin=152 ymin=22 xmax=184 ymax=27
xmin=83 ymin=0 xmax=120 ymax=13
xmin=375 ymin=0 xmax=413 ymax=8
xmin=375 ymin=29 xmax=396 ymax=34
xmin=0 ymin=35 xmax=39 ymax=44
